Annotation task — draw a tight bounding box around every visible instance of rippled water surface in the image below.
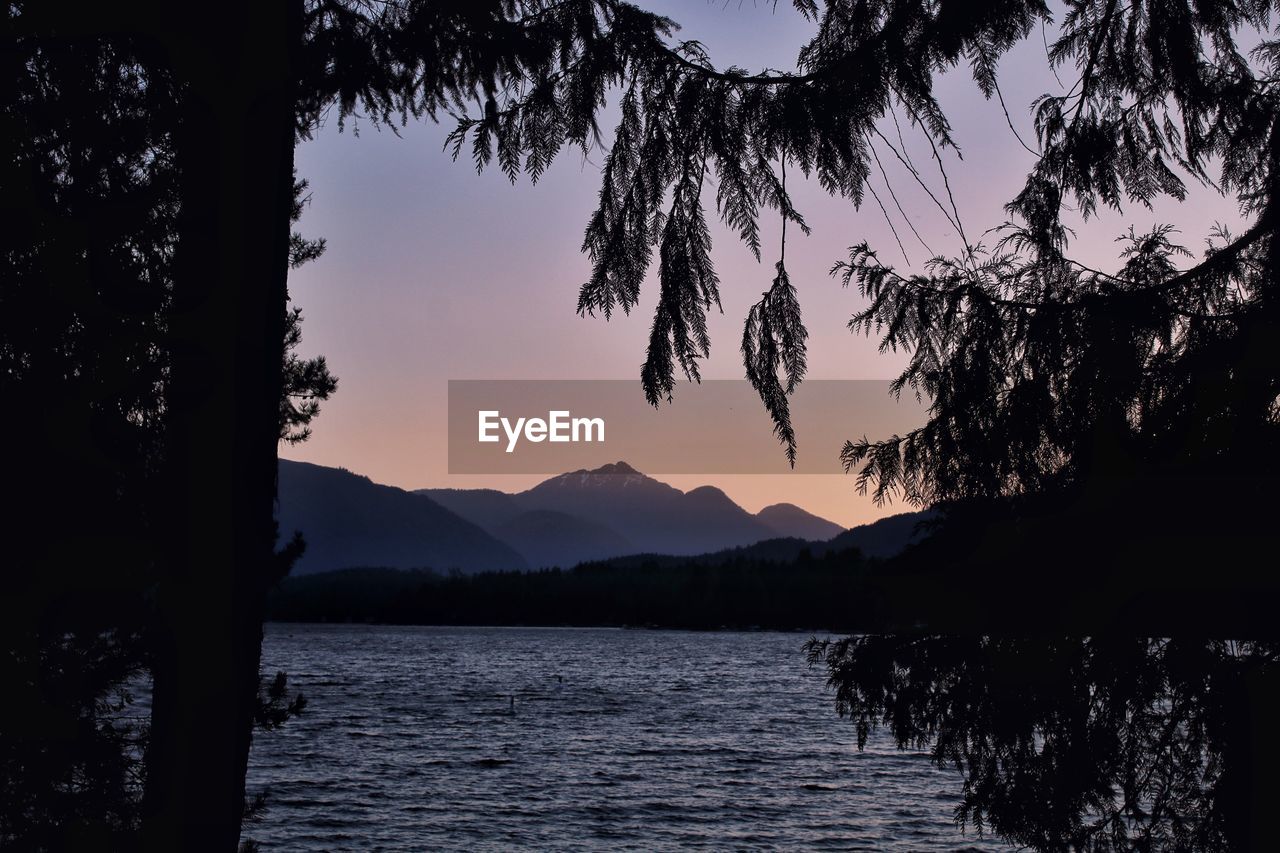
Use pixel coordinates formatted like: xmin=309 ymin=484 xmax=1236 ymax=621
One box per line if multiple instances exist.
xmin=246 ymin=624 xmax=1011 ymax=850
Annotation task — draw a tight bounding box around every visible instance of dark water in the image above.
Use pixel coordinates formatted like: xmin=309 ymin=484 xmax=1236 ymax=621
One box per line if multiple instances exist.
xmin=246 ymin=624 xmax=1011 ymax=850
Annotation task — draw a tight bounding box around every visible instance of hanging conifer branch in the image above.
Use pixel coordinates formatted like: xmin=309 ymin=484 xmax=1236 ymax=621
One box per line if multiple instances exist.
xmin=742 ymin=149 xmax=808 ymax=466
xmin=434 ymin=0 xmax=1060 ymax=462
xmin=424 ymin=0 xmax=1279 ymax=470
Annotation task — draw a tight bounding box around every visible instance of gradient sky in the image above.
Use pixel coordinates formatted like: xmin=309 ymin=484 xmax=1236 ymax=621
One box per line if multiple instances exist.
xmin=283 ymin=1 xmax=1248 ymax=528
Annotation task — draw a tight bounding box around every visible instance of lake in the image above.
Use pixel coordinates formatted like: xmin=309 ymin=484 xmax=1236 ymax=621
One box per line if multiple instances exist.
xmin=245 ymin=624 xmax=1011 ymax=850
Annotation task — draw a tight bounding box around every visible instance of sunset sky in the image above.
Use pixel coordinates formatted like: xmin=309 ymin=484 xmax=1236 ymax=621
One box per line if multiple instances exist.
xmin=283 ymin=0 xmax=1247 ymax=527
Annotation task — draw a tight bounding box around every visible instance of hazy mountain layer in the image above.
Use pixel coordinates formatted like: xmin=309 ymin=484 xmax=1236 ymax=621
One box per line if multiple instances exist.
xmin=277 ymin=460 xmax=527 ymax=574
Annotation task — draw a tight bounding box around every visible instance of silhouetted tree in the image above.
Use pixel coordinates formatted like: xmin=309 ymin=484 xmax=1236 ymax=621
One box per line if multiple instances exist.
xmin=812 ymin=6 xmax=1280 ymax=847
xmin=0 ymin=15 xmax=327 ymax=846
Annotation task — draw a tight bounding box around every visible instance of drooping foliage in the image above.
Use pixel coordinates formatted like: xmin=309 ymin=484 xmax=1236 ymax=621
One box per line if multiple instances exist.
xmin=807 ymin=634 xmax=1279 ymax=850
xmin=1027 ymin=0 xmax=1278 ymax=220
xmin=743 ymin=262 xmax=808 ymax=466
xmin=836 ymin=220 xmax=1275 ymax=504
xmin=422 ymin=0 xmax=1061 ymax=462
xmin=291 ymin=0 xmax=1280 ymax=478
xmin=415 ymin=0 xmax=1280 ymax=476
xmin=836 ymin=0 xmax=1280 ymax=505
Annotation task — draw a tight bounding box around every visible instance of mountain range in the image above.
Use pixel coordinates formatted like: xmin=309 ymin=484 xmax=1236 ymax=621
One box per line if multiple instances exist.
xmin=277 ymin=459 xmax=925 ymax=575
xmin=417 ymin=461 xmax=844 ymax=564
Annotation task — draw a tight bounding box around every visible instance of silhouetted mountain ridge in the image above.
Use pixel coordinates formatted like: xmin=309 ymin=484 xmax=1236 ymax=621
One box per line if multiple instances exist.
xmin=276 ymin=460 xmax=527 ymax=575
xmin=282 ymin=459 xmax=925 ymax=574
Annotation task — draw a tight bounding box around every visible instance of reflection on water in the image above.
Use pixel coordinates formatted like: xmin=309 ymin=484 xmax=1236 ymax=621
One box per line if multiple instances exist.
xmin=246 ymin=625 xmax=1012 ymax=850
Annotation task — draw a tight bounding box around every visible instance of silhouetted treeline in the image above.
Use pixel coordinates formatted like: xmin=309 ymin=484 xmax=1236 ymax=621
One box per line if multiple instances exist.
xmin=266 ymin=548 xmax=889 ymax=631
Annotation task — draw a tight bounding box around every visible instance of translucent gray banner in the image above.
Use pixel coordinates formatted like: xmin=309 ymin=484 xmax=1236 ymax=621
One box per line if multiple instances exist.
xmin=448 ymin=380 xmax=926 ymax=475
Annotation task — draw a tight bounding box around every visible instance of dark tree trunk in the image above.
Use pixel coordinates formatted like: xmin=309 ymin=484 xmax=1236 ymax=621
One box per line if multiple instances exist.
xmin=141 ymin=2 xmax=300 ymax=849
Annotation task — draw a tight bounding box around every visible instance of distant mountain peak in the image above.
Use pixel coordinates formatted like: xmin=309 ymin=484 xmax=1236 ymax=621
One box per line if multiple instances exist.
xmin=588 ymin=461 xmax=639 ymax=475
xmin=684 ymin=484 xmax=736 ymax=505
xmin=755 ymin=502 xmax=845 ymax=542
xmin=537 ymin=460 xmax=656 ymax=491
xmin=758 ymin=502 xmax=808 ymax=515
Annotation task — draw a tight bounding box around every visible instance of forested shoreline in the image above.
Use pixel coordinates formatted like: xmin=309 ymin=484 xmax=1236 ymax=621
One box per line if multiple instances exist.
xmin=266 ymin=550 xmax=880 ymax=631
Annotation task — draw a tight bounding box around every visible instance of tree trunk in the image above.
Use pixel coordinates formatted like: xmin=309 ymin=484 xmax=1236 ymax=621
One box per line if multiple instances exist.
xmin=142 ymin=2 xmax=300 ymax=849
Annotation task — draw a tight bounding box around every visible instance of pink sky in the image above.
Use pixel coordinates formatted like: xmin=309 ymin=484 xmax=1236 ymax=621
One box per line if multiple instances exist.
xmin=282 ymin=1 xmax=1248 ymax=528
